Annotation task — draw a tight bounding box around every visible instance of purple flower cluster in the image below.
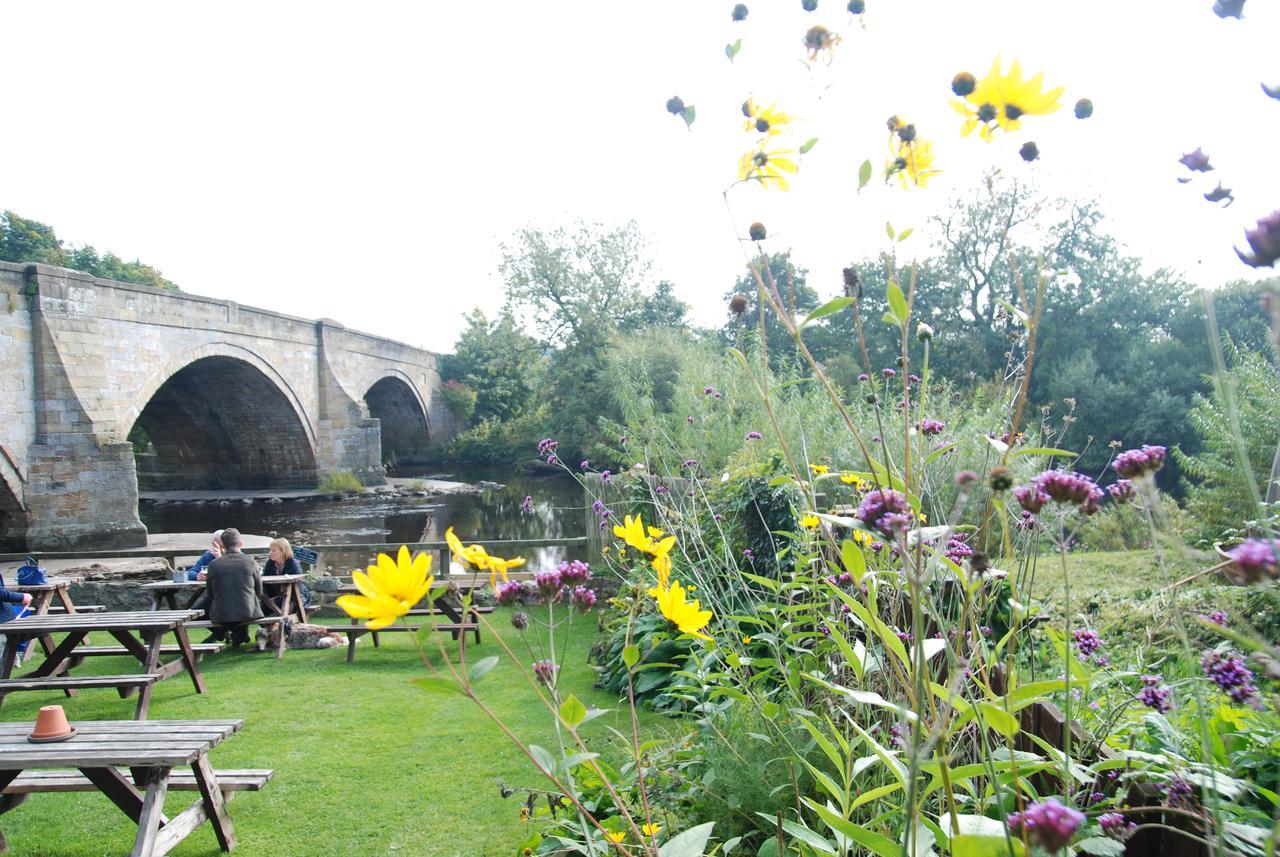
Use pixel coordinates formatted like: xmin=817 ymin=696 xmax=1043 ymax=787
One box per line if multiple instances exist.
xmin=882 ymin=367 xmax=896 ymax=378
xmin=1165 ymin=776 xmax=1194 ymax=806
xmin=857 ymin=372 xmax=870 ymax=382
xmin=558 ymin=560 xmax=592 ymax=587
xmin=521 ymin=495 xmax=533 ymax=513
xmin=918 ymin=418 xmax=945 ymax=436
xmin=1205 ymin=610 xmax=1229 ymax=626
xmin=1072 ymin=629 xmax=1103 ymax=659
xmin=532 ymin=659 xmax=559 ymax=686
xmin=571 ymin=586 xmax=596 ymax=610
xmin=944 ymin=535 xmax=973 ymax=564
xmin=703 ymin=385 xmax=715 ymax=395
xmin=855 ymin=489 xmax=915 ymax=537
xmin=600 ymin=469 xmax=613 ymax=485
xmin=495 ymin=580 xmax=532 ymax=607
xmin=908 ymin=373 xmax=921 ymax=384
xmin=537 ymin=438 xmax=558 ymax=457
xmin=1226 ymin=539 xmax=1280 ymax=583
xmin=1113 ymin=444 xmax=1167 ymax=480
xmin=1139 ymin=675 xmax=1173 ymax=713
xmin=1108 ymin=479 xmax=1135 ymax=503
xmin=579 ymin=459 xmax=590 ymax=470
xmin=1015 ymin=470 xmax=1104 ymax=516
xmin=681 ymin=458 xmax=699 ymax=470
xmin=1237 ymin=209 xmax=1280 ymax=268
xmin=1201 ymin=649 xmax=1258 ymax=704
xmin=1016 ymin=510 xmax=1040 ymax=531
xmin=1006 ymin=798 xmax=1085 ymax=852
xmin=1098 ymin=812 xmax=1136 ymax=840
xmin=745 ymin=431 xmax=763 ymax=441
xmin=955 ymin=470 xmax=978 ymax=488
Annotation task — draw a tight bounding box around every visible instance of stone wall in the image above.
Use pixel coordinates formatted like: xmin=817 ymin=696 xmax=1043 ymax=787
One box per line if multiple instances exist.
xmin=0 ymin=265 xmax=34 ymax=549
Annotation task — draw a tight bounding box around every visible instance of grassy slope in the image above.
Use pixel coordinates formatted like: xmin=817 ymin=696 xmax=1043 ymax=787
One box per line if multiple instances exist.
xmin=0 ymin=610 xmax=668 ymax=857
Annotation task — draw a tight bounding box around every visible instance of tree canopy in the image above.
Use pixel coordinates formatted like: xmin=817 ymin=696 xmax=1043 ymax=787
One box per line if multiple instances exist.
xmin=0 ymin=210 xmax=177 ymax=290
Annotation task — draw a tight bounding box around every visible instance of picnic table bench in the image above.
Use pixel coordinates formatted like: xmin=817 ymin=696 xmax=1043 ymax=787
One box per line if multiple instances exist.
xmin=140 ymin=575 xmax=305 ymax=658
xmin=0 ymin=611 xmax=206 ymax=720
xmin=334 ymin=578 xmax=488 ymax=661
xmin=0 ymin=719 xmax=268 ymax=856
xmin=11 ymin=577 xmax=86 ymax=691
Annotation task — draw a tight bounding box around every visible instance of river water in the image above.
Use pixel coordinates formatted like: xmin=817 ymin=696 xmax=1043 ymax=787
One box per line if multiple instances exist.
xmin=138 ymin=467 xmax=587 ymax=574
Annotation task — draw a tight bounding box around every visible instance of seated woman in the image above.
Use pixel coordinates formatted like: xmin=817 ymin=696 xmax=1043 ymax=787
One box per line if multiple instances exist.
xmin=262 ymin=537 xmax=312 ymax=612
xmin=0 ymin=578 xmax=33 ymax=664
xmin=186 ymin=529 xmax=225 ymax=581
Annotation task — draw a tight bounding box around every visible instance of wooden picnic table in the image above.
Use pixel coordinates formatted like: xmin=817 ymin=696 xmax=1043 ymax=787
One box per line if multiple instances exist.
xmin=9 ymin=577 xmax=85 ymax=697
xmin=335 ymin=577 xmax=487 ymax=661
xmin=0 ymin=611 xmax=205 ymax=720
xmin=140 ymin=574 xmax=310 ymax=623
xmin=0 ymin=719 xmax=257 ymax=856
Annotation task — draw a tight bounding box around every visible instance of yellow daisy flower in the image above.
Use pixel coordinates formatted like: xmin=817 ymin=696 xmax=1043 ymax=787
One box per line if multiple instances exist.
xmin=954 ymin=58 xmax=1063 ymax=141
xmin=336 ymin=546 xmax=434 ymax=630
xmin=605 ymin=831 xmax=626 ymax=844
xmin=445 ymin=526 xmax=491 ymax=570
xmin=613 ymin=514 xmax=676 ymax=558
xmin=642 ymin=822 xmax=662 ymax=837
xmin=738 ymin=146 xmax=799 ymax=191
xmin=810 ymin=464 xmax=829 ymax=475
xmin=742 ymin=635 xmax=753 ymax=644
xmin=886 ymin=138 xmax=941 ymax=189
xmin=840 ymin=473 xmax=865 ymax=489
xmin=742 ymin=98 xmax=792 ymax=136
xmin=801 ymin=514 xmax=821 ymax=529
xmin=485 ymin=554 xmax=527 ymax=587
xmin=647 ymin=579 xmax=713 ymax=640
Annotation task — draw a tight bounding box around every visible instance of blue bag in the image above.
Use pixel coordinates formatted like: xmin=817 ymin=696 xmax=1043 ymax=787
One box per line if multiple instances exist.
xmin=16 ymin=557 xmax=46 ymax=587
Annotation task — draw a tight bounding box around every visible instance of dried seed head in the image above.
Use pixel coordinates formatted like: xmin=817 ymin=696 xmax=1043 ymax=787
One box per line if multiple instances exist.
xmin=748 ymin=222 xmax=768 ymax=241
xmin=951 ymin=72 xmax=976 ymax=97
xmin=1074 ymin=98 xmax=1093 ymax=119
xmin=1019 ymin=141 xmax=1040 ymax=162
xmin=842 ymin=267 xmax=861 ymax=298
xmin=989 ymin=467 xmax=1014 ymax=492
xmin=731 ymin=3 xmax=749 ymax=21
xmin=729 ymin=293 xmax=750 ymax=315
xmin=847 ymin=0 xmax=865 ymax=12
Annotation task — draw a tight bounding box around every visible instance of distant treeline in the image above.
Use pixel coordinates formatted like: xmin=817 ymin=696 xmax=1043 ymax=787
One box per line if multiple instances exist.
xmin=0 ymin=210 xmax=177 ymax=290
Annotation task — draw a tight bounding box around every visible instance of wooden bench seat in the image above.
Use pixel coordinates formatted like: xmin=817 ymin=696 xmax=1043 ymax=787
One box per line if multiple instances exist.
xmin=184 ymin=616 xmax=284 ymax=630
xmin=74 ymin=643 xmax=225 ymax=658
xmin=405 ymin=605 xmax=494 ymax=616
xmin=0 ymin=674 xmax=159 ymax=694
xmin=338 ymin=622 xmax=480 ymax=662
xmin=46 ymin=605 xmax=106 ymax=613
xmin=3 ymin=767 xmax=274 ymax=795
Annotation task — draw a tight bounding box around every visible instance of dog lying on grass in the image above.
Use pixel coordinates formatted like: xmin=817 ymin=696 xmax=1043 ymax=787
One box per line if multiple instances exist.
xmin=254 ymin=622 xmax=351 ymax=651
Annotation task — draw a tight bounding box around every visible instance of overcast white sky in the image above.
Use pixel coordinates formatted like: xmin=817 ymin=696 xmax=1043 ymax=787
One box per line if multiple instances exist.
xmin=3 ymin=1 xmax=1277 ymax=353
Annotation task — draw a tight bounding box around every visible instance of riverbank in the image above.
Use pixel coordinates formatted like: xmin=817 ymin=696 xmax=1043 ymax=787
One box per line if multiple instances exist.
xmin=137 ymin=475 xmax=499 ymax=505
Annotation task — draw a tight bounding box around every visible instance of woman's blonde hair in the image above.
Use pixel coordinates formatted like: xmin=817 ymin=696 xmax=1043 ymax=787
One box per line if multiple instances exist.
xmin=270 ymin=537 xmax=294 ymax=562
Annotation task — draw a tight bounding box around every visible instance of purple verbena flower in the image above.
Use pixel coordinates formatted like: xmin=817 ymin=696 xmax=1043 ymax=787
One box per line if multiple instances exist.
xmin=746 ymin=431 xmax=763 ymax=441
xmin=855 ymin=488 xmax=915 ymax=537
xmin=495 ymin=580 xmax=532 ymax=607
xmin=1164 ymin=776 xmax=1194 ymax=806
xmin=1226 ymin=539 xmax=1280 ymax=583
xmin=686 ymin=415 xmax=695 ymax=424
xmin=532 ymin=659 xmax=559 ymax=686
xmin=558 ymin=560 xmax=592 ymax=587
xmin=1113 ymin=445 xmax=1167 ymax=480
xmin=571 ymin=586 xmax=597 ymax=610
xmin=579 ymin=459 xmax=590 ymax=471
xmin=1201 ymin=649 xmax=1258 ymax=704
xmin=521 ymin=495 xmax=533 ymax=513
xmin=600 ymin=469 xmax=613 ymax=484
xmin=682 ymin=459 xmax=699 ymax=469
xmin=857 ymin=372 xmax=870 ymax=382
xmin=534 ymin=570 xmax=563 ymax=598
xmin=742 ymin=548 xmax=754 ymax=560
xmin=908 ymin=373 xmax=921 ymax=383
xmin=1073 ymin=629 xmax=1103 ymax=659
xmin=1139 ymin=675 xmax=1174 ymax=713
xmin=918 ymin=418 xmax=945 ymax=436
xmin=882 ymin=367 xmax=897 ymax=378
xmin=703 ymin=385 xmax=715 ymax=395
xmin=537 ymin=438 xmax=559 ymax=456
xmin=1099 ymin=813 xmax=1136 ymax=841
xmin=955 ymin=470 xmax=978 ymax=487
xmin=1108 ymin=479 xmax=1135 ymax=503
xmin=1206 ymin=610 xmax=1228 ymax=626
xmin=1006 ymin=798 xmax=1085 ymax=852
xmin=1015 ymin=470 xmax=1104 ymax=516
xmin=591 ymin=499 xmax=605 ymax=514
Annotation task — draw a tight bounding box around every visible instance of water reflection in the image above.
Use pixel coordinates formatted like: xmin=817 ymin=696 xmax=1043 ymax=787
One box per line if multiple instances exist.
xmin=139 ymin=467 xmax=585 ymax=573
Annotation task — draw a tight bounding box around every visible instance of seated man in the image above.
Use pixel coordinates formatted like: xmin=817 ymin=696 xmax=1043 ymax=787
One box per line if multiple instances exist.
xmin=199 ymin=528 xmax=264 ymax=646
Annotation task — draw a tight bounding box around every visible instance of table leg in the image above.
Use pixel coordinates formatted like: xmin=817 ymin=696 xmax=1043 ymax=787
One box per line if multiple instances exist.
xmin=191 ymin=754 xmax=237 ymax=852
xmin=54 ymin=587 xmax=77 ymax=615
xmin=438 ymin=600 xmax=463 ymax=641
xmin=29 ymin=591 xmax=74 ymax=696
xmin=0 ymin=769 xmax=25 ymax=853
xmin=294 ymin=582 xmax=309 ymax=623
xmin=172 ymin=624 xmax=206 ymax=694
xmin=20 ymin=630 xmax=88 ymax=680
xmin=133 ymin=631 xmax=165 ymax=720
xmin=130 ymin=766 xmax=171 ymax=857
xmin=80 ymin=766 xmax=151 ymax=823
xmin=275 ymin=588 xmax=292 ymax=659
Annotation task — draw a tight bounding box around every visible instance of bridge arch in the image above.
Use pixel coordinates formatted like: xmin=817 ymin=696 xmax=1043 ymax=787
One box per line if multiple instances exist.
xmin=363 ymin=370 xmax=431 ymax=469
xmin=127 ymin=346 xmax=318 ymax=491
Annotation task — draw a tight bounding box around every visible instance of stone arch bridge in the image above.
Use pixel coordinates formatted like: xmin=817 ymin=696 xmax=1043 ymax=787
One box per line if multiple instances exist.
xmin=0 ymin=262 xmax=458 ymax=550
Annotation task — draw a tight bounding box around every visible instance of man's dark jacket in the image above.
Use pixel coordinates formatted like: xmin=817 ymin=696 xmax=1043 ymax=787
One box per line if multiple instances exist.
xmin=204 ymin=552 xmax=265 ymax=625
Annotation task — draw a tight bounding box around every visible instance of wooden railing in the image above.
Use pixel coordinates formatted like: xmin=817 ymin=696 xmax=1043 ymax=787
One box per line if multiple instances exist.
xmin=0 ymin=537 xmax=589 ymax=575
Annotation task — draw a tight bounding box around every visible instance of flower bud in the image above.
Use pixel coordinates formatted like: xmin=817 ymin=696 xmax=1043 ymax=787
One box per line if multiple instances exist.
xmin=885 ymin=114 xmax=902 ymax=133
xmin=847 ymin=0 xmax=865 ymax=12
xmin=729 ymin=293 xmax=749 ymax=314
xmin=895 ymin=123 xmax=917 ymax=143
xmin=802 ymin=0 xmax=818 ymax=10
xmin=665 ymin=96 xmax=686 ymax=115
xmin=1237 ymin=210 xmax=1280 ymax=268
xmin=511 ymin=611 xmax=529 ymax=630
xmin=1019 ymin=141 xmax=1039 ymax=162
xmin=951 ymin=72 xmax=976 ymax=97
xmin=916 ymin=322 xmax=934 ymax=341
xmin=842 ymin=267 xmax=862 ymax=298
xmin=748 ymin=222 xmax=767 ymax=241
xmin=1074 ymin=98 xmax=1093 ymax=119
xmin=755 ymin=117 xmax=770 ymax=133
xmin=989 ymin=466 xmax=1014 ymax=492
xmin=731 ymin=3 xmax=749 ymax=21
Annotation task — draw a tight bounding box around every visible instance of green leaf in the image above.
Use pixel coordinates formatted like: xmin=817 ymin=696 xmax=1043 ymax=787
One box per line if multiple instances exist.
xmin=528 ymin=744 xmax=557 ymax=776
xmin=840 ymin=539 xmax=867 ymax=582
xmin=886 ymin=222 xmax=896 ymax=240
xmin=802 ymin=296 xmax=854 ymax=326
xmin=951 ymin=835 xmax=1022 ymax=857
xmin=802 ymin=799 xmax=899 ymax=857
xmin=897 ymin=227 xmax=914 ymax=242
xmin=925 ymin=442 xmax=957 ymax=464
xmin=622 ymin=644 xmax=640 ymax=668
xmin=725 ymin=39 xmax=742 ymax=61
xmin=559 ymin=694 xmax=587 ymax=727
xmin=1011 ymin=447 xmax=1077 ymax=459
xmin=882 ymin=311 xmax=901 ymax=325
xmin=1076 ymin=837 xmax=1125 ymax=856
xmin=410 ymin=676 xmax=461 ymax=695
xmin=468 ymin=655 xmax=499 ymax=684
xmin=857 ymin=159 xmax=873 ymax=191
xmin=658 ymin=821 xmax=715 ymax=857
xmin=976 ymin=702 xmax=1019 ymax=738
xmin=560 ymin=751 xmax=599 ymax=772
xmin=887 ymin=281 xmax=909 ymax=324
xmin=800 ymin=136 xmax=819 ymax=154
xmin=680 ymin=105 xmax=696 ymax=128
xmin=414 ymin=624 xmax=434 ymax=648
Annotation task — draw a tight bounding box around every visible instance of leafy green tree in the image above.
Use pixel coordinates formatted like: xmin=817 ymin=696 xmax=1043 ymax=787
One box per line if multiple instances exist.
xmin=1175 ymin=341 xmax=1280 ymax=540
xmin=438 ymin=309 xmax=543 ymax=424
xmin=1 ymin=210 xmax=177 ymax=289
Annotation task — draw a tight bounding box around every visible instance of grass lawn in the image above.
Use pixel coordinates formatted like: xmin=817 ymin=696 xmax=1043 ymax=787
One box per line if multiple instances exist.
xmin=0 ymin=609 xmax=671 ymax=857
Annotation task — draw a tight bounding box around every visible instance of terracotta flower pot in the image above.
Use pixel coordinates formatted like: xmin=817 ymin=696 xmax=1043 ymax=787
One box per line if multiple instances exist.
xmin=27 ymin=704 xmax=76 ymax=743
